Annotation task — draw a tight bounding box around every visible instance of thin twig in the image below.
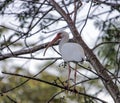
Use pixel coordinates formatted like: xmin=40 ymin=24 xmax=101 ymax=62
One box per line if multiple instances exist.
xmin=73 ymin=0 xmax=77 ymax=24
xmin=92 ymin=41 xmax=120 ymax=50
xmin=62 ymin=0 xmax=69 ymax=14
xmin=79 ymin=0 xmax=93 ymax=35
xmin=14 ymin=56 xmax=61 ymax=60
xmin=3 ymin=35 xmax=15 ymax=56
xmin=6 ymin=95 xmax=17 ymax=103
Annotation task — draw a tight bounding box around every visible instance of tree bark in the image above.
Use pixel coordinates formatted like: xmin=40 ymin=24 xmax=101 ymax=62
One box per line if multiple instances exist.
xmin=50 ymin=0 xmax=120 ymax=102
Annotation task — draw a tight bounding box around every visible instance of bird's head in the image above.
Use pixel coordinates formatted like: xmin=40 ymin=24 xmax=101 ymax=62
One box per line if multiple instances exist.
xmin=43 ymin=31 xmax=68 ymax=56
xmin=57 ymin=31 xmax=69 ymax=39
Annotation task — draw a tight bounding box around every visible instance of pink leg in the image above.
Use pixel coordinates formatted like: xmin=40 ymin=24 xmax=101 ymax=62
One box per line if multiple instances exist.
xmin=67 ymin=63 xmax=71 ymax=88
xmin=74 ymin=63 xmax=77 ymax=90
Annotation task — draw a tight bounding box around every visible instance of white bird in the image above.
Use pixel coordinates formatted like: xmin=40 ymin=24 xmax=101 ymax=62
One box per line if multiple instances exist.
xmin=44 ymin=31 xmax=85 ymax=90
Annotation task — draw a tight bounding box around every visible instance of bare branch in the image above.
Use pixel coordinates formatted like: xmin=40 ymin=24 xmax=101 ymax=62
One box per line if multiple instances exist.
xmin=92 ymin=41 xmax=120 ymax=50
xmin=94 ymin=0 xmax=120 ymax=8
xmin=79 ymin=0 xmax=93 ymax=35
xmin=6 ymin=95 xmax=17 ymax=103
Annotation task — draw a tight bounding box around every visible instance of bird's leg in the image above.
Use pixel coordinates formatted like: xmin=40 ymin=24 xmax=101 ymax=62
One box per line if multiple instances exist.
xmin=74 ymin=63 xmax=77 ymax=92
xmin=67 ymin=63 xmax=71 ymax=89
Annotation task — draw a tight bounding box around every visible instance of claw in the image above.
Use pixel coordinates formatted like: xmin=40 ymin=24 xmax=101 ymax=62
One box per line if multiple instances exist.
xmin=74 ymin=87 xmax=78 ymax=93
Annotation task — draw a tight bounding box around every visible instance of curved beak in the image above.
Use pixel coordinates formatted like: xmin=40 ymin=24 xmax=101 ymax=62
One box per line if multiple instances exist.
xmin=43 ymin=34 xmax=61 ymax=56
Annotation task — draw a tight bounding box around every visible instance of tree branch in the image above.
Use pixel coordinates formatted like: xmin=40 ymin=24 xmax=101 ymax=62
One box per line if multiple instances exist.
xmin=94 ymin=0 xmax=120 ymax=8
xmin=0 ymin=42 xmax=48 ymax=60
xmin=92 ymin=41 xmax=120 ymax=50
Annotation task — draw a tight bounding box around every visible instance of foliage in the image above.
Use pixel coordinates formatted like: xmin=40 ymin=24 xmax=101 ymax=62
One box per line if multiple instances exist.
xmin=95 ymin=16 xmax=120 ymax=69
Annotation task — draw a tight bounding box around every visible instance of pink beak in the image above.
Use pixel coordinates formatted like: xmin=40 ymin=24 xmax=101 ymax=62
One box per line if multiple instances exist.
xmin=43 ymin=34 xmax=61 ymax=56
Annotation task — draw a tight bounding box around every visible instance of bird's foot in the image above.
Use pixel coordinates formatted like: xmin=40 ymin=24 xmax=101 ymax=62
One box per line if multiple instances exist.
xmin=64 ymin=81 xmax=70 ymax=90
xmin=71 ymin=86 xmax=79 ymax=95
xmin=63 ymin=81 xmax=71 ymax=94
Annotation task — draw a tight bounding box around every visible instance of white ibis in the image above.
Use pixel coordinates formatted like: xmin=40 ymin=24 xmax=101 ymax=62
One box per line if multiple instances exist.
xmin=44 ymin=31 xmax=85 ymax=90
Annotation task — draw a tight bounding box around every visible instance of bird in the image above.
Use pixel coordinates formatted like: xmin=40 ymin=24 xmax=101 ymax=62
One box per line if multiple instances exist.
xmin=43 ymin=31 xmax=85 ymax=90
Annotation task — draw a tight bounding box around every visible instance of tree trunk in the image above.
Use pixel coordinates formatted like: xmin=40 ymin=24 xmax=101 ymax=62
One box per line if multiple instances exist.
xmin=50 ymin=0 xmax=120 ymax=102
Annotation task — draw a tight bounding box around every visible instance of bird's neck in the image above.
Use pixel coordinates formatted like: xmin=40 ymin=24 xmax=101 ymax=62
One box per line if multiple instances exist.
xmin=59 ymin=36 xmax=69 ymax=51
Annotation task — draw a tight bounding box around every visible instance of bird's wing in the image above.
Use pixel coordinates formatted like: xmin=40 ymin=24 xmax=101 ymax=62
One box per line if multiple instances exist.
xmin=60 ymin=43 xmax=85 ymax=62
